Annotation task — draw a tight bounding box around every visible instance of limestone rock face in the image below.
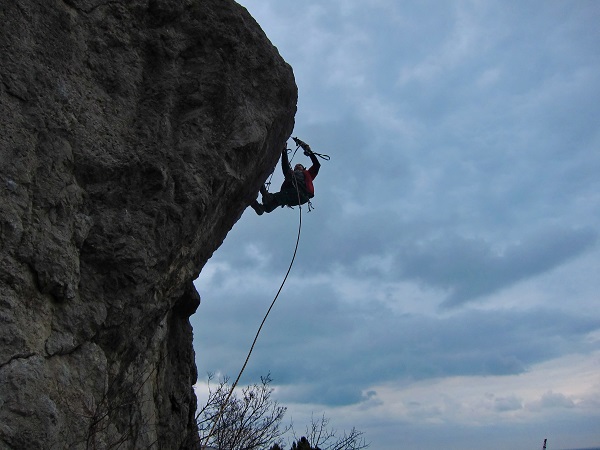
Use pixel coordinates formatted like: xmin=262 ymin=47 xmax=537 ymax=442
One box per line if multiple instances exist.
xmin=0 ymin=0 xmax=296 ymax=448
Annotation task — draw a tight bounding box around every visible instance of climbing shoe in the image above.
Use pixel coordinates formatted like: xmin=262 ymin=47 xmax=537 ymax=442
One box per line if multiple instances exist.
xmin=250 ymin=200 xmax=264 ymax=215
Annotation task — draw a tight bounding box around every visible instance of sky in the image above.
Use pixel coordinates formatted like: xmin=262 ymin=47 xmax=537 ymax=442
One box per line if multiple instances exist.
xmin=191 ymin=1 xmax=600 ymax=449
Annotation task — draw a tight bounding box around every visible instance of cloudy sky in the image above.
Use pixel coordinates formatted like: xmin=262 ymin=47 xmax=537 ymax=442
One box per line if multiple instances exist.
xmin=191 ymin=1 xmax=600 ymax=449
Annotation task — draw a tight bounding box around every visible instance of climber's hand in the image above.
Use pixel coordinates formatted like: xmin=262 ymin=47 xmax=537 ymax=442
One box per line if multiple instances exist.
xmin=293 ymin=136 xmax=309 ymax=148
xmin=303 ymin=146 xmax=313 ymax=156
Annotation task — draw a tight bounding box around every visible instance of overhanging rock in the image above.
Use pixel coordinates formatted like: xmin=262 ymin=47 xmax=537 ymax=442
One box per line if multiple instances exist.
xmin=0 ymin=0 xmax=297 ymax=448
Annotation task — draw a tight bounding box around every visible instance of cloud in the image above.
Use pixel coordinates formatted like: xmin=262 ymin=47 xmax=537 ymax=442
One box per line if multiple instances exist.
xmin=527 ymin=391 xmax=575 ymax=411
xmin=493 ymin=395 xmax=523 ymax=412
xmin=194 ymin=257 xmax=600 ymax=406
xmin=395 ymin=227 xmax=598 ymax=308
xmin=282 ymin=219 xmax=598 ymax=309
xmin=345 ymin=350 xmax=600 ymax=423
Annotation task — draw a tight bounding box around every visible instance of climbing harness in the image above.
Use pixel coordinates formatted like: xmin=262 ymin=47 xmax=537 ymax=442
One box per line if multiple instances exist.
xmin=200 ymin=171 xmax=305 ymax=450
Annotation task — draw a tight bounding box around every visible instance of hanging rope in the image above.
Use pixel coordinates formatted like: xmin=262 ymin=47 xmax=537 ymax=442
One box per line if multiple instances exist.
xmin=200 ymin=172 xmax=304 ymax=450
xmin=200 ymin=138 xmax=330 ymax=448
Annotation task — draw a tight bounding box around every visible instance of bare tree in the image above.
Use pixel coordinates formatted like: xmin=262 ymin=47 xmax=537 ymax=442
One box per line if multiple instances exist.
xmin=291 ymin=414 xmax=369 ymax=450
xmin=197 ymin=373 xmax=289 ymax=450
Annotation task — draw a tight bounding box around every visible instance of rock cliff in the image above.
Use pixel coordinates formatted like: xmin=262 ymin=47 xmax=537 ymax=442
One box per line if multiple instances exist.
xmin=0 ymin=0 xmax=297 ymax=448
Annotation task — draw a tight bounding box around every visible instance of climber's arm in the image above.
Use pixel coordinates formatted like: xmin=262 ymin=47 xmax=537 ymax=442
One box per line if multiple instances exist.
xmin=281 ymin=147 xmax=291 ymax=176
xmin=305 ymin=147 xmax=320 ymax=178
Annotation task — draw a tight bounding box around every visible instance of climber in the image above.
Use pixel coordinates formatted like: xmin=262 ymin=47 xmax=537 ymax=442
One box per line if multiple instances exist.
xmin=251 ymin=137 xmax=320 ymax=215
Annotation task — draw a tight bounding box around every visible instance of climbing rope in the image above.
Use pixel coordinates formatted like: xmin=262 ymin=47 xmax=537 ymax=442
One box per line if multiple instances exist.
xmin=200 ymin=172 xmax=304 ymax=450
